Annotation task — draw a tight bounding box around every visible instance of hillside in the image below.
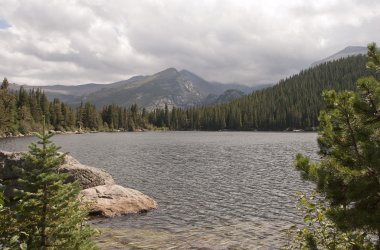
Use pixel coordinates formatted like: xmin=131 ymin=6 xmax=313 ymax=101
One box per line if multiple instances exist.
xmin=148 ymin=55 xmax=377 ymax=130
xmin=203 ymin=89 xmax=246 ymax=105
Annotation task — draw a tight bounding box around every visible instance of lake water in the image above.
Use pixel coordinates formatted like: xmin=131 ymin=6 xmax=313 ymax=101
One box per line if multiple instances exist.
xmin=0 ymin=132 xmax=318 ymax=249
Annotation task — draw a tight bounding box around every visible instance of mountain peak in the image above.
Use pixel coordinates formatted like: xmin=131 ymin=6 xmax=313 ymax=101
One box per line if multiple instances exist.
xmin=153 ymin=67 xmax=179 ymax=79
xmin=179 ymin=69 xmax=195 ymax=75
xmin=179 ymin=69 xmax=204 ymax=81
xmin=339 ymin=46 xmax=367 ymax=54
xmin=157 ymin=67 xmax=178 ymax=74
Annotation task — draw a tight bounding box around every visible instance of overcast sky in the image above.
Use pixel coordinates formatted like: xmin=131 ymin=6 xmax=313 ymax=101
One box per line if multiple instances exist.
xmin=0 ymin=0 xmax=379 ymax=86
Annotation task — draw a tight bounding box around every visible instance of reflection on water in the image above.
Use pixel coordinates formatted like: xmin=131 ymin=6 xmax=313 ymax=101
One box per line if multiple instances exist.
xmin=0 ymin=132 xmax=318 ymax=249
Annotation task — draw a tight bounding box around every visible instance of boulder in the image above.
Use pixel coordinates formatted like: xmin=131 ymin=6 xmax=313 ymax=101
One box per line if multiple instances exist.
xmin=80 ymin=185 xmax=157 ymax=217
xmin=60 ymin=155 xmax=115 ymax=189
xmin=0 ymin=151 xmax=115 ymax=189
xmin=0 ymin=151 xmax=24 ymax=180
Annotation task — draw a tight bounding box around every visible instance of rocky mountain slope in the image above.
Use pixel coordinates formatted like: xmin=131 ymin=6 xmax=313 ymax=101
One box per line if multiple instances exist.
xmin=10 ymin=68 xmax=267 ymax=110
xmin=203 ymin=89 xmax=246 ymax=105
xmin=85 ymin=68 xmax=259 ymax=110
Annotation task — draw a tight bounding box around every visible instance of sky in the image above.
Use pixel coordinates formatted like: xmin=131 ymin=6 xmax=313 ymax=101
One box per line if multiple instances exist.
xmin=0 ymin=0 xmax=379 ymax=86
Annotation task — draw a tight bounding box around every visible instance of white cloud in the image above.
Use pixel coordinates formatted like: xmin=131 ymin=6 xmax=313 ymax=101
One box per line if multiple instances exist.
xmin=0 ymin=0 xmax=379 ymax=86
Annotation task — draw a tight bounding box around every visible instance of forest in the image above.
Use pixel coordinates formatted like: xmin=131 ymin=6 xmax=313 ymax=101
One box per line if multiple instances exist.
xmin=0 ymin=78 xmax=151 ymax=137
xmin=0 ymin=54 xmax=377 ymax=137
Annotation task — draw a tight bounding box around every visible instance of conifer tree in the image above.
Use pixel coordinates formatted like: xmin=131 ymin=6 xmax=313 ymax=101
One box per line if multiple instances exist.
xmin=164 ymin=103 xmax=170 ymax=128
xmin=1 ymin=77 xmax=9 ymax=89
xmin=1 ymin=117 xmax=97 ymax=249
xmin=294 ymin=43 xmax=380 ymax=248
xmin=0 ymin=79 xmax=16 ymax=136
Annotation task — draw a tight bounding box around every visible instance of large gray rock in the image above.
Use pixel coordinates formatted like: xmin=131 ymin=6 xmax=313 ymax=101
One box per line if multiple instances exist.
xmin=0 ymin=151 xmax=115 ymax=189
xmin=0 ymin=150 xmax=157 ymax=217
xmin=0 ymin=151 xmax=29 ymax=197
xmin=0 ymin=151 xmax=24 ymax=180
xmin=80 ymin=185 xmax=157 ymax=217
xmin=60 ymin=154 xmax=115 ymax=189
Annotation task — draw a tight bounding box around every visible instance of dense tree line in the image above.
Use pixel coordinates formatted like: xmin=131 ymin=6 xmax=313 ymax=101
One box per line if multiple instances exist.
xmin=0 ymin=80 xmax=149 ymax=137
xmin=100 ymin=104 xmax=149 ymax=131
xmin=149 ymin=55 xmax=377 ymax=131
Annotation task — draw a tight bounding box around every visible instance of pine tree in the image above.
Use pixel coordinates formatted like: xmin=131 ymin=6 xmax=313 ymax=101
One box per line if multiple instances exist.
xmin=1 ymin=118 xmax=97 ymax=249
xmin=294 ymin=43 xmax=380 ymax=248
xmin=0 ymin=80 xmax=16 ymax=136
xmin=1 ymin=78 xmax=9 ymax=90
xmin=164 ymin=103 xmax=170 ymax=128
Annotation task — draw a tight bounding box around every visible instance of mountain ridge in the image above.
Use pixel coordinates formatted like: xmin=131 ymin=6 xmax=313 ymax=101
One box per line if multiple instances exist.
xmin=9 ymin=68 xmax=266 ymax=109
xmin=311 ymin=46 xmax=367 ymax=67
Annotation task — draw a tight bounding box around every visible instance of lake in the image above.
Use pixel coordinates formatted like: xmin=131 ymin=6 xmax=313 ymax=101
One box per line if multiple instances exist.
xmin=0 ymin=132 xmax=318 ymax=249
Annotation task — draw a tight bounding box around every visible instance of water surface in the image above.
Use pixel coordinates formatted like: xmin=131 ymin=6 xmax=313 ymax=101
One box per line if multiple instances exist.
xmin=0 ymin=132 xmax=318 ymax=249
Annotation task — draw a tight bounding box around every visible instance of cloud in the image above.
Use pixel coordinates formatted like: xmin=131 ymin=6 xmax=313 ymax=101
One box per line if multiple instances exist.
xmin=0 ymin=0 xmax=379 ymax=86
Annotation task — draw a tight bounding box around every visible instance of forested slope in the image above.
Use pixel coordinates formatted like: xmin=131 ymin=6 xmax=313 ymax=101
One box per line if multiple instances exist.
xmin=148 ymin=55 xmax=377 ymax=130
xmin=0 ymin=80 xmax=149 ymax=137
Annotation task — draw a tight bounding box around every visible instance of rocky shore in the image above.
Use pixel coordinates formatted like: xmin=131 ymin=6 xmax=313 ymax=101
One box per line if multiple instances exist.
xmin=0 ymin=129 xmax=149 ymax=139
xmin=0 ymin=151 xmax=157 ymax=217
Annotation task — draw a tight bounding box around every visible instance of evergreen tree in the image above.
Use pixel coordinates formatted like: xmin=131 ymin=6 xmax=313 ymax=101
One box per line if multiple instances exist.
xmin=0 ymin=81 xmax=16 ymax=136
xmin=164 ymin=103 xmax=170 ymax=127
xmin=284 ymin=193 xmax=374 ymax=249
xmin=40 ymin=92 xmax=51 ymax=126
xmin=1 ymin=77 xmax=9 ymax=90
xmin=1 ymin=119 xmax=97 ymax=249
xmin=17 ymin=87 xmax=29 ymax=108
xmin=293 ymin=43 xmax=380 ymax=248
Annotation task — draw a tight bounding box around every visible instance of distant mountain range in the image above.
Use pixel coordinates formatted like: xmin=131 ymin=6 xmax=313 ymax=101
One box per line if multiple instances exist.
xmin=311 ymin=46 xmax=367 ymax=67
xmin=10 ymin=68 xmax=270 ymax=110
xmin=8 ymin=45 xmax=370 ymax=110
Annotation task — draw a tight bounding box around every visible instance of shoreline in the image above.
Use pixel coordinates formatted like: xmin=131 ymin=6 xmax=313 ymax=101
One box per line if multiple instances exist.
xmin=0 ymin=129 xmax=147 ymax=139
xmin=0 ymin=128 xmax=317 ymax=140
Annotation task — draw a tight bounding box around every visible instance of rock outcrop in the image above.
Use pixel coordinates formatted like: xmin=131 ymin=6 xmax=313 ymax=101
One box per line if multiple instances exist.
xmin=59 ymin=155 xmax=115 ymax=189
xmin=0 ymin=151 xmax=24 ymax=180
xmin=0 ymin=150 xmax=157 ymax=217
xmin=80 ymin=185 xmax=157 ymax=217
xmin=0 ymin=151 xmax=115 ymax=189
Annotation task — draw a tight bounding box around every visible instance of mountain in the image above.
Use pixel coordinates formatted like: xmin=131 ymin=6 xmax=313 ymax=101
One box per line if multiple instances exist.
xmin=311 ymin=46 xmax=367 ymax=67
xmin=10 ymin=68 xmax=266 ymax=110
xmin=85 ymin=68 xmax=258 ymax=110
xmin=84 ymin=68 xmax=201 ymax=109
xmin=150 ymin=54 xmax=377 ymax=131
